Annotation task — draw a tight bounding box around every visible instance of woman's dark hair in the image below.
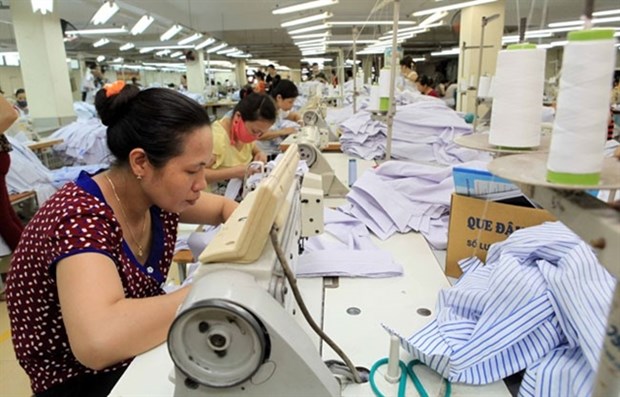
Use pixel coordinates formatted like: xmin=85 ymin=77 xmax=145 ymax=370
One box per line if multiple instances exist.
xmin=239 ymin=84 xmax=254 ymax=100
xmin=233 ymin=92 xmax=276 ymax=123
xmin=270 ymin=79 xmax=298 ymax=100
xmin=400 ymin=55 xmax=414 ymax=69
xmin=417 ymin=75 xmax=434 ymax=87
xmin=15 ymin=88 xmax=25 ymax=96
xmin=95 ymin=85 xmax=210 ymax=168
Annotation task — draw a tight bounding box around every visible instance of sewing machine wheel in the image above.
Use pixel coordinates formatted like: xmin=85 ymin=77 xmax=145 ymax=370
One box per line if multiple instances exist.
xmin=168 ymin=299 xmax=270 ymax=388
xmin=298 ymin=143 xmax=317 ymax=167
xmin=303 ymin=111 xmax=319 ymax=126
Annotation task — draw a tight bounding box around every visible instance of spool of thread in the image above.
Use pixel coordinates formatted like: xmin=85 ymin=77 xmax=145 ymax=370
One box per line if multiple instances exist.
xmin=477 ymin=75 xmax=493 ymax=98
xmin=547 ymin=29 xmax=617 ymax=185
xmin=489 ymin=44 xmax=546 ymax=148
xmin=369 ymin=84 xmax=381 ymax=110
xmin=379 ymin=68 xmax=391 ymax=112
xmin=469 ymin=75 xmax=476 ymax=88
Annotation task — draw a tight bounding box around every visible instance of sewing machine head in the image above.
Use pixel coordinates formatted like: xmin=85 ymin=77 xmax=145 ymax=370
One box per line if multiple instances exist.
xmin=168 ymin=145 xmax=340 ymax=397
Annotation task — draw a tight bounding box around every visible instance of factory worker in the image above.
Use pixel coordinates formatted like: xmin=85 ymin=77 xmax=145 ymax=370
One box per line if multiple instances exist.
xmin=6 ymin=81 xmax=238 ymax=397
xmin=257 ymin=79 xmax=301 ymax=159
xmin=204 ymin=92 xmax=273 ymax=196
xmin=416 ymin=75 xmax=440 ymax=98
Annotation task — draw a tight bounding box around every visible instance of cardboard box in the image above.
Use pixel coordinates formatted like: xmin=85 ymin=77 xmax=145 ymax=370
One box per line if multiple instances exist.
xmin=445 ymin=193 xmax=556 ymax=278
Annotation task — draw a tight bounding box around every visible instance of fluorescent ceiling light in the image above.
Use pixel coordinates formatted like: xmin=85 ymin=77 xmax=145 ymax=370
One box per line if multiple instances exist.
xmin=207 ymin=68 xmax=234 ymax=72
xmin=273 ymin=0 xmax=338 ymax=15
xmin=130 ymin=15 xmax=154 ymax=35
xmin=502 ymin=31 xmax=552 ymax=43
xmin=329 ymin=20 xmax=416 ymax=25
xmin=550 ymin=40 xmax=568 ymax=47
xmin=281 ymin=12 xmax=332 ymax=27
xmin=203 ymin=60 xmax=235 ymax=67
xmin=419 ymin=11 xmax=448 ymax=27
xmin=66 ymin=27 xmax=127 ymax=35
xmin=170 ymin=51 xmax=183 ymax=58
xmin=217 ymin=48 xmax=238 ymax=55
xmin=206 ymin=43 xmax=228 ymax=53
xmin=93 ymin=38 xmax=110 ymax=47
xmin=301 ymin=57 xmax=332 ymax=62
xmin=379 ymin=32 xmax=416 ymax=41
xmin=537 ymin=44 xmax=553 ymax=49
xmin=112 ymin=57 xmax=124 ymax=63
xmin=413 ymin=0 xmax=497 ymax=17
xmin=178 ymin=33 xmax=203 ymax=45
xmin=161 ymin=24 xmax=183 ymax=41
xmin=386 ymin=22 xmax=442 ymax=34
xmin=412 ymin=57 xmax=426 ymax=62
xmin=31 ymin=0 xmax=53 ymax=15
xmin=155 ymin=49 xmax=171 ymax=56
xmin=430 ymin=47 xmax=460 ymax=56
xmin=195 ymin=37 xmax=216 ymax=50
xmin=91 ymin=0 xmax=119 ymax=25
xmin=288 ymin=23 xmax=330 ymax=35
xmin=326 ymin=40 xmax=377 ymax=44
xmin=294 ymin=38 xmax=326 ymax=45
xmin=548 ymin=16 xmax=620 ymax=27
xmin=119 ymin=42 xmax=135 ymax=51
xmin=96 ymin=55 xmax=106 ymax=62
xmin=139 ymin=45 xmax=195 ymax=53
xmin=291 ymin=32 xmax=331 ymax=40
xmin=593 ymin=9 xmax=620 ymax=17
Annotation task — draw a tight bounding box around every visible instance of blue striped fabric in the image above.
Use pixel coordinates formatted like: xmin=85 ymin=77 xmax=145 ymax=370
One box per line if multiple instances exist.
xmin=383 ymin=221 xmax=615 ymax=397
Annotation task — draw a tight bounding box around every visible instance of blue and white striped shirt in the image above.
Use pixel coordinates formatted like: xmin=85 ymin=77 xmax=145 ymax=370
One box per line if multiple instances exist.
xmin=385 ymin=221 xmax=615 ymax=397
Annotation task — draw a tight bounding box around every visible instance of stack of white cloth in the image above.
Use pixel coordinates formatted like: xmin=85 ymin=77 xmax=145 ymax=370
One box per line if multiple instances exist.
xmin=49 ymin=118 xmax=111 ymax=166
xmin=340 ymin=100 xmax=486 ymax=164
xmin=6 ymin=136 xmax=57 ymax=204
xmin=339 ymin=160 xmax=489 ymax=249
xmin=298 ymin=208 xmax=403 ymax=278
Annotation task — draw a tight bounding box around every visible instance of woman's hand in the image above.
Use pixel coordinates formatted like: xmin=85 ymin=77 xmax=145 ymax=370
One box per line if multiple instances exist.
xmin=253 ymin=151 xmax=267 ymax=163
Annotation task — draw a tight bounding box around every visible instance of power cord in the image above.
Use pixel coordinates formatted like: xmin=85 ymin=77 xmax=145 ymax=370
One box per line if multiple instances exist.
xmin=269 ymin=227 xmax=364 ymax=384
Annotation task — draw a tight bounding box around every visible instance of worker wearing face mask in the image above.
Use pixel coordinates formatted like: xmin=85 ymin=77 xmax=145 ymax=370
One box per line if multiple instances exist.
xmin=14 ymin=88 xmax=28 ymax=116
xmin=204 ymin=93 xmax=273 ymax=197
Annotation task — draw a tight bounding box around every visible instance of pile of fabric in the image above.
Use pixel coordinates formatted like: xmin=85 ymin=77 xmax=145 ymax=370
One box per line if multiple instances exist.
xmin=385 ymin=221 xmax=615 ymax=397
xmin=49 ymin=118 xmax=111 ymax=166
xmin=339 ymin=160 xmax=488 ymax=249
xmin=339 ymin=100 xmax=486 ymax=164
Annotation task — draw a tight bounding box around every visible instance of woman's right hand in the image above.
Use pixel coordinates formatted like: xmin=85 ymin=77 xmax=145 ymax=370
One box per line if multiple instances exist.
xmin=282 ymin=127 xmax=297 ymax=136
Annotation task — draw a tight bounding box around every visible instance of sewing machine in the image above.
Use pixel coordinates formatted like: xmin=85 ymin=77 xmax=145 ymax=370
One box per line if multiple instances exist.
xmin=280 ymin=122 xmax=349 ymax=198
xmin=167 ymin=145 xmax=340 ymax=397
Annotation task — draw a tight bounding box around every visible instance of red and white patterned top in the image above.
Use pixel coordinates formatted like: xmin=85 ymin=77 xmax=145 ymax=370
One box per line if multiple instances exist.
xmin=6 ymin=171 xmax=179 ymax=393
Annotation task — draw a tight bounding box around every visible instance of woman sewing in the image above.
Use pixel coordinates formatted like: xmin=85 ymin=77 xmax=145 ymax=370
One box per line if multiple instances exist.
xmin=204 ymin=92 xmax=274 ymax=196
xmin=416 ymin=75 xmax=440 ymax=98
xmin=6 ymin=81 xmax=238 ymax=397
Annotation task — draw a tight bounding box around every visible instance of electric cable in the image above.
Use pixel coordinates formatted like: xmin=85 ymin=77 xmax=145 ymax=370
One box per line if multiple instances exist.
xmin=269 ymin=227 xmax=363 ymax=384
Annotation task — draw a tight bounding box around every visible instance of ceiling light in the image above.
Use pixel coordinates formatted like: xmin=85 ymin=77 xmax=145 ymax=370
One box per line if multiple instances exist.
xmin=548 ymin=16 xmax=620 ymax=27
xmin=329 ymin=20 xmax=416 ymax=25
xmin=288 ymin=23 xmax=330 ymax=35
xmin=418 ymin=11 xmax=448 ymax=27
xmin=93 ymin=38 xmax=110 ymax=47
xmin=130 ymin=15 xmax=154 ymax=35
xmin=65 ymin=27 xmax=127 ymax=35
xmin=291 ymin=32 xmax=331 ymax=40
xmin=139 ymin=45 xmax=195 ymax=53
xmin=593 ymin=9 xmax=620 ymax=17
xmin=430 ymin=47 xmax=460 ymax=56
xmin=326 ymin=40 xmax=377 ymax=44
xmin=217 ymin=48 xmax=238 ymax=55
xmin=412 ymin=0 xmax=497 ymax=17
xmin=281 ymin=12 xmax=332 ymax=28
xmin=194 ymin=37 xmax=216 ymax=50
xmin=178 ymin=33 xmax=203 ymax=45
xmin=31 ymin=0 xmax=53 ymax=15
xmin=170 ymin=51 xmax=184 ymax=58
xmin=160 ymin=24 xmax=183 ymax=41
xmin=206 ymin=43 xmax=228 ymax=53
xmin=294 ymin=38 xmax=326 ymax=45
xmin=119 ymin=42 xmax=135 ymax=51
xmin=96 ymin=55 xmax=106 ymax=62
xmin=91 ymin=0 xmax=119 ymax=25
xmin=155 ymin=49 xmax=171 ymax=56
xmin=112 ymin=57 xmax=124 ymax=63
xmin=273 ymin=0 xmax=338 ymax=15
xmin=386 ymin=22 xmax=442 ymax=35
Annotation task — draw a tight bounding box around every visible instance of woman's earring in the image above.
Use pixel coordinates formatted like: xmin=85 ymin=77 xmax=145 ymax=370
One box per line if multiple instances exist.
xmin=136 ymin=175 xmax=143 ymax=181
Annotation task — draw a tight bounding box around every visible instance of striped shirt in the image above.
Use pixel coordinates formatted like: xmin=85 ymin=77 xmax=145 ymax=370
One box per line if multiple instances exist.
xmin=384 ymin=221 xmax=615 ymax=397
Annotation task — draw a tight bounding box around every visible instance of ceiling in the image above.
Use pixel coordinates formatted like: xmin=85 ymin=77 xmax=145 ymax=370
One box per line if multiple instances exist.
xmin=0 ymin=0 xmax=618 ymax=69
